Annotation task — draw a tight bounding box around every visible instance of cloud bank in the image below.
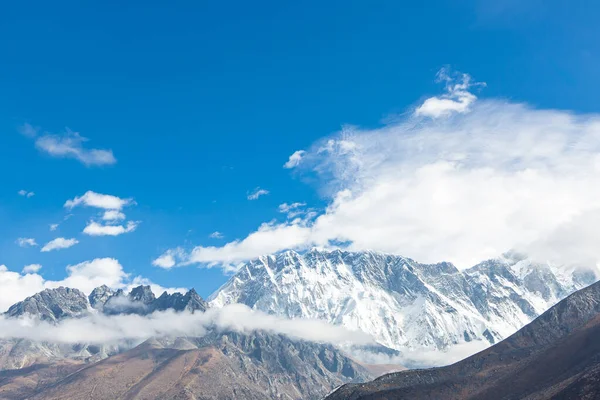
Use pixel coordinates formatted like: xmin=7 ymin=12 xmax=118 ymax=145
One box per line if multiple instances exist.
xmin=156 ymin=69 xmax=600 ymax=271
xmin=0 ymin=304 xmax=373 ymax=348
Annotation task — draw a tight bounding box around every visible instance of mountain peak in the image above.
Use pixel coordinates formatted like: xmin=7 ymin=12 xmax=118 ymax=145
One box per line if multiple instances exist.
xmin=89 ymin=285 xmax=115 ymax=310
xmin=6 ymin=287 xmax=89 ymax=322
xmin=128 ymin=285 xmax=156 ymax=304
xmin=209 ymin=249 xmax=596 ymax=356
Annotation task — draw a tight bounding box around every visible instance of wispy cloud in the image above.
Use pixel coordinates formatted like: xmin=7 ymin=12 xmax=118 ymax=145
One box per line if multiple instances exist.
xmin=18 ymin=123 xmax=38 ymax=138
xmin=17 ymin=189 xmax=35 ymax=198
xmin=415 ymin=67 xmax=485 ymax=118
xmin=41 ymin=237 xmax=79 ymax=252
xmin=49 ymin=224 xmax=59 ymax=231
xmin=278 ymin=202 xmax=310 ymax=219
xmin=284 ymin=150 xmax=306 ymax=169
xmin=65 ymin=191 xmax=133 ymax=210
xmin=209 ymin=231 xmax=224 ymax=239
xmin=20 ymin=125 xmax=116 ymax=166
xmin=16 ymin=238 xmax=37 ymax=248
xmin=83 ymin=221 xmax=138 ymax=236
xmin=102 ymin=210 xmax=126 ymax=221
xmin=247 ymin=187 xmax=270 ymax=200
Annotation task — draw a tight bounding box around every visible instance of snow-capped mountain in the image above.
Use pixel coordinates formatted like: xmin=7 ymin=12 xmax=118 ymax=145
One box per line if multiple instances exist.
xmin=209 ymin=249 xmax=598 ymax=354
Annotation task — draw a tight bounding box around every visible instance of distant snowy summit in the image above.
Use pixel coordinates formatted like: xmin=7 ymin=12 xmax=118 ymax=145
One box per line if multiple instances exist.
xmin=209 ymin=249 xmax=597 ymax=355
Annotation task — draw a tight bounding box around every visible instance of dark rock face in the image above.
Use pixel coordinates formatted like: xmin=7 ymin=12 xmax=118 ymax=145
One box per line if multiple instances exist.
xmin=5 ymin=287 xmax=88 ymax=322
xmin=128 ymin=285 xmax=156 ymax=304
xmin=326 ymin=279 xmax=600 ymax=400
xmin=153 ymin=288 xmax=208 ymax=313
xmin=97 ymin=286 xmax=208 ymax=315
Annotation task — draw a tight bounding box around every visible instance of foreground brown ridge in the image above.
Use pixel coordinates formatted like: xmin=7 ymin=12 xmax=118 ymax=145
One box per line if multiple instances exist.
xmin=327 ymin=279 xmax=600 ymax=400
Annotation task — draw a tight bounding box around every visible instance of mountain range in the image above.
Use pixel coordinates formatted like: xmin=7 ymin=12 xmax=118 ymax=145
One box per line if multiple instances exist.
xmin=209 ymin=249 xmax=596 ymax=364
xmin=0 ymin=249 xmax=597 ymax=399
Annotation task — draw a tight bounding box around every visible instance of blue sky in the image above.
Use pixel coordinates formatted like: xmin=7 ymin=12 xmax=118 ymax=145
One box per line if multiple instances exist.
xmin=1 ymin=0 xmax=599 ymax=299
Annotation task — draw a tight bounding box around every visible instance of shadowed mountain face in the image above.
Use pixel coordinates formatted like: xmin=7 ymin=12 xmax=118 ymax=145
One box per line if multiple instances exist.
xmin=326 ymin=279 xmax=600 ymax=400
xmin=0 ymin=331 xmax=372 ymax=400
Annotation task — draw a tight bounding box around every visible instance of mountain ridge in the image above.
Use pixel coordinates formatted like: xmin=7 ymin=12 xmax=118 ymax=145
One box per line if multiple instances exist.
xmin=209 ymin=248 xmax=597 ymax=363
xmin=325 ymin=277 xmax=600 ymax=399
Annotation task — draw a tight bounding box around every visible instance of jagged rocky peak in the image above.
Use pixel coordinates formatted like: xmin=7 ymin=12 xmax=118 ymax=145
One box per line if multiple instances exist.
xmin=128 ymin=285 xmax=156 ymax=304
xmin=88 ymin=285 xmax=115 ymax=310
xmin=155 ymin=288 xmax=208 ymax=313
xmin=5 ymin=287 xmax=89 ymax=322
xmin=91 ymin=285 xmax=208 ymax=315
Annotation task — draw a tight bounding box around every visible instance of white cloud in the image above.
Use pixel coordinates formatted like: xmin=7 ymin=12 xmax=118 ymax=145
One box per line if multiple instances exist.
xmin=284 ymin=150 xmax=306 ymax=168
xmin=209 ymin=231 xmax=224 ymax=239
xmin=83 ymin=221 xmax=138 ymax=236
xmin=415 ymin=68 xmax=484 ymax=118
xmin=152 ymin=247 xmax=186 ymax=269
xmin=350 ymin=340 xmax=489 ymax=369
xmin=65 ymin=191 xmax=133 ymax=210
xmin=22 ymin=264 xmax=42 ymax=274
xmin=49 ymin=224 xmax=59 ymax=231
xmin=16 ymin=238 xmax=37 ymax=248
xmin=156 ymin=70 xmax=600 ymax=270
xmin=247 ymin=187 xmax=270 ymax=200
xmin=0 ymin=258 xmax=184 ymax=313
xmin=0 ymin=303 xmax=372 ymax=347
xmin=41 ymin=237 xmax=79 ymax=252
xmin=30 ymin=127 xmax=116 ymax=166
xmin=278 ymin=202 xmax=308 ymax=219
xmin=17 ymin=190 xmax=35 ymax=198
xmin=154 ymin=221 xmax=312 ymax=268
xmin=0 ymin=265 xmax=45 ymax=312
xmin=47 ymin=258 xmax=128 ymax=293
xmin=102 ymin=210 xmax=126 ymax=221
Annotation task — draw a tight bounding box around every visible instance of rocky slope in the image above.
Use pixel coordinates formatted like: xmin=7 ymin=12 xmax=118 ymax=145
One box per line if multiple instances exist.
xmin=0 ymin=332 xmax=372 ymax=400
xmin=209 ymin=249 xmax=597 ymax=362
xmin=326 ymin=278 xmax=600 ymax=399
